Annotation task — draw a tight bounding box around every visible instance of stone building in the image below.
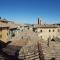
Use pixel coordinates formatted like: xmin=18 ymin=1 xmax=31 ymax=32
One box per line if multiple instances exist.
xmin=0 ymin=25 xmax=9 ymax=43
xmin=0 ymin=18 xmax=19 ymax=41
xmin=33 ymin=18 xmax=60 ymax=41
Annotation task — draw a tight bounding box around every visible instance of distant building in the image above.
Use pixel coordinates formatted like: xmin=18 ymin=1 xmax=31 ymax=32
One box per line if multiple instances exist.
xmin=33 ymin=18 xmax=60 ymax=41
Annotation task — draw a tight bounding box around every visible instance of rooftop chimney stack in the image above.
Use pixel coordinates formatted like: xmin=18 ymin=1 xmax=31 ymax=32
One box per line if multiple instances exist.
xmin=38 ymin=18 xmax=39 ymax=24
xmin=38 ymin=17 xmax=42 ymax=25
xmin=40 ymin=20 xmax=41 ymax=25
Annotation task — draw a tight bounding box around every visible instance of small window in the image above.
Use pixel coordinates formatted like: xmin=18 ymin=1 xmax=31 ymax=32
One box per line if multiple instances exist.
xmin=49 ymin=30 xmax=51 ymax=32
xmin=53 ymin=30 xmax=55 ymax=32
xmin=40 ymin=30 xmax=42 ymax=32
xmin=58 ymin=29 xmax=60 ymax=32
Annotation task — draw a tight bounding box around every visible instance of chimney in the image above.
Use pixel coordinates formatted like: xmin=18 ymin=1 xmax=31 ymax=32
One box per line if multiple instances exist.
xmin=38 ymin=18 xmax=39 ymax=24
xmin=40 ymin=20 xmax=41 ymax=25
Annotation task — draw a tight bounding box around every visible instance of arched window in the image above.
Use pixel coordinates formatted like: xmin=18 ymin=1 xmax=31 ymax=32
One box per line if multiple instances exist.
xmin=53 ymin=30 xmax=55 ymax=32
xmin=40 ymin=30 xmax=42 ymax=32
xmin=49 ymin=30 xmax=51 ymax=32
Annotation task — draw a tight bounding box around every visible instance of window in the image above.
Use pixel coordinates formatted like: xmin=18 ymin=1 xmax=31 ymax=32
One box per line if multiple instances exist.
xmin=58 ymin=29 xmax=60 ymax=32
xmin=53 ymin=30 xmax=55 ymax=32
xmin=49 ymin=30 xmax=51 ymax=32
xmin=40 ymin=30 xmax=42 ymax=32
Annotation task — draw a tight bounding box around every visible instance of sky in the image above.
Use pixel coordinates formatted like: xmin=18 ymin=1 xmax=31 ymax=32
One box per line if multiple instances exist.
xmin=0 ymin=0 xmax=60 ymax=24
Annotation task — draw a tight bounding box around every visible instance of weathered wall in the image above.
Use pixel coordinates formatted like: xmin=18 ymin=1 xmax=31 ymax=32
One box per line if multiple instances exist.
xmin=0 ymin=28 xmax=9 ymax=43
xmin=36 ymin=28 xmax=60 ymax=40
